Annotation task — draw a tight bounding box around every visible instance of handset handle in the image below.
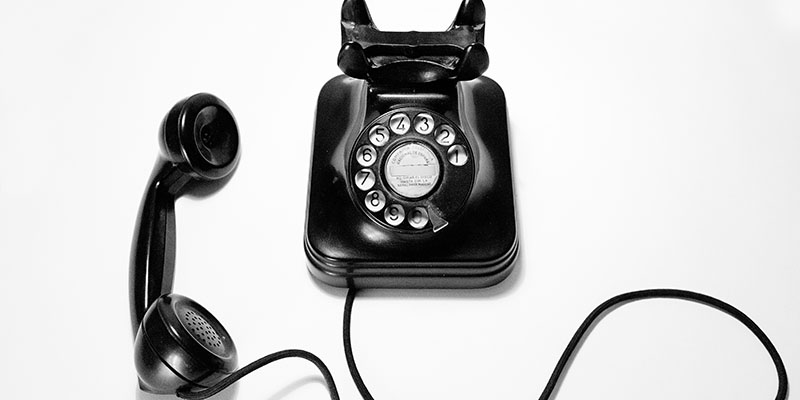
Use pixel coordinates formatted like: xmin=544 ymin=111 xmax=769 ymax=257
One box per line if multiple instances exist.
xmin=129 ymin=158 xmax=191 ymax=337
xmin=338 ymin=0 xmax=489 ymax=83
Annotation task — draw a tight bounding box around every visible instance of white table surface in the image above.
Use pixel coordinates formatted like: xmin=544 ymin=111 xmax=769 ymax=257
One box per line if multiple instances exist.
xmin=1 ymin=1 xmax=798 ymax=399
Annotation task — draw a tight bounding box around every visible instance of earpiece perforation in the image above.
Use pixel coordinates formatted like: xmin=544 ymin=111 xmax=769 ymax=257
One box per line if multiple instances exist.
xmin=182 ymin=309 xmax=223 ymax=349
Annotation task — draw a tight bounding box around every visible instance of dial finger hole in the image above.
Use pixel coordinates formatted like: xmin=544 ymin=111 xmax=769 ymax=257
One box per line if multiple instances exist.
xmin=414 ymin=113 xmax=434 ymax=134
xmin=354 ymin=169 xmax=376 ymax=191
xmin=369 ymin=125 xmax=390 ymax=146
xmin=435 ymin=125 xmax=455 ymax=146
xmin=383 ymin=204 xmax=406 ymax=226
xmin=356 ymin=144 xmax=377 ymax=167
xmin=408 ymin=207 xmax=429 ymax=229
xmin=389 ymin=113 xmax=410 ymax=135
xmin=447 ymin=144 xmax=468 ymax=166
xmin=365 ymin=190 xmax=386 ymax=212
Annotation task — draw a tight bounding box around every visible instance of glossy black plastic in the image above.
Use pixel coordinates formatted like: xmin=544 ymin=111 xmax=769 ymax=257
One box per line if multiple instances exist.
xmin=306 ymin=0 xmax=517 ymax=288
xmin=129 ymin=93 xmax=241 ymax=394
xmin=305 ymin=78 xmax=518 ymax=288
xmin=134 ymin=294 xmax=237 ymax=393
xmin=338 ymin=0 xmax=488 ymax=83
xmin=130 ymin=93 xmax=240 ymax=336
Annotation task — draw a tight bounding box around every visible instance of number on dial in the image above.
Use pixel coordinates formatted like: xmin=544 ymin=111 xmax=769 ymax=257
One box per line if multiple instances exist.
xmin=356 ymin=145 xmax=377 ymax=167
xmin=354 ymin=169 xmax=375 ymax=191
xmin=414 ymin=113 xmax=434 ymax=134
xmin=365 ymin=190 xmax=386 ymax=212
xmin=369 ymin=125 xmax=389 ymax=146
xmin=447 ymin=144 xmax=468 ymax=166
xmin=436 ymin=125 xmax=455 ymax=146
xmin=408 ymin=207 xmax=429 ymax=229
xmin=383 ymin=204 xmax=406 ymax=226
xmin=389 ymin=113 xmax=410 ymax=135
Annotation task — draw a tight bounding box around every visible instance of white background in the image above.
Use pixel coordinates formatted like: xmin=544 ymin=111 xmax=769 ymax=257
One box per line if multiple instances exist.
xmin=1 ymin=1 xmax=798 ymax=399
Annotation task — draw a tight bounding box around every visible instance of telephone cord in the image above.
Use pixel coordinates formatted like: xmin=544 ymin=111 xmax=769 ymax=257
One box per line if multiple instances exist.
xmin=174 ymin=288 xmax=788 ymax=400
xmin=343 ymin=288 xmax=788 ymax=400
xmin=176 ymin=349 xmax=340 ymax=400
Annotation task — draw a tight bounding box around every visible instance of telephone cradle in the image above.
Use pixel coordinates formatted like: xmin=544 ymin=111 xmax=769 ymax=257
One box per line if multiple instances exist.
xmin=304 ymin=0 xmax=518 ymax=288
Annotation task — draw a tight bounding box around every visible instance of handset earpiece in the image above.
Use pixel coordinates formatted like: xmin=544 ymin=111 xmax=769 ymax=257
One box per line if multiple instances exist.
xmin=129 ymin=93 xmax=240 ymax=393
xmin=159 ymin=92 xmax=240 ymax=181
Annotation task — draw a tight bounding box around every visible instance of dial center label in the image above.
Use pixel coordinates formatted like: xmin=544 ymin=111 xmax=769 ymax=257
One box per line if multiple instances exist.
xmin=384 ymin=142 xmax=440 ymax=199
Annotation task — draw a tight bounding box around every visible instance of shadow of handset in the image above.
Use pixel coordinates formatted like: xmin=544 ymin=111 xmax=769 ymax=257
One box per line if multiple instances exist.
xmin=135 ymin=384 xmax=238 ymax=400
xmin=134 ymin=377 xmax=328 ymax=400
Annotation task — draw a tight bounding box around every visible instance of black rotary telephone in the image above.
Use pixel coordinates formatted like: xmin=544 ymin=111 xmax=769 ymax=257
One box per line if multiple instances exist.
xmin=127 ymin=2 xmax=788 ymax=399
xmin=304 ymin=0 xmax=518 ymax=289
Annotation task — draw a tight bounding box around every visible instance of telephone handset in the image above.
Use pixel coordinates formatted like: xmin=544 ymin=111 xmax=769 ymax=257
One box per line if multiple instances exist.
xmin=305 ymin=0 xmax=518 ymax=288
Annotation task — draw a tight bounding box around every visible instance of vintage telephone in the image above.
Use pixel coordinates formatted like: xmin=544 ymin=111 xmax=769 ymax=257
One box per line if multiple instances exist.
xmin=304 ymin=0 xmax=518 ymax=288
xmin=127 ymin=94 xmax=787 ymax=400
xmin=127 ymin=1 xmax=788 ymax=399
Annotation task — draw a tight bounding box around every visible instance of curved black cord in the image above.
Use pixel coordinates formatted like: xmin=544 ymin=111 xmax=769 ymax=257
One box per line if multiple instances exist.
xmin=344 ymin=289 xmax=375 ymax=400
xmin=343 ymin=288 xmax=788 ymax=400
xmin=176 ymin=349 xmax=340 ymax=400
xmin=537 ymin=289 xmax=788 ymax=400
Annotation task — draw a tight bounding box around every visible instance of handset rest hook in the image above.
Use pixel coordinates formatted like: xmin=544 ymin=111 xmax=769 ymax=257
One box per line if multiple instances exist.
xmin=338 ymin=0 xmax=489 ymax=84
